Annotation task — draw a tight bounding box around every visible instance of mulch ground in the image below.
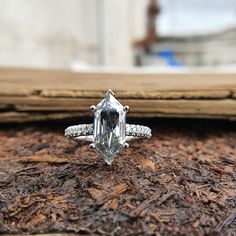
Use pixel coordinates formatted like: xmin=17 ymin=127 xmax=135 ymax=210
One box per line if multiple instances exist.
xmin=0 ymin=119 xmax=235 ymax=236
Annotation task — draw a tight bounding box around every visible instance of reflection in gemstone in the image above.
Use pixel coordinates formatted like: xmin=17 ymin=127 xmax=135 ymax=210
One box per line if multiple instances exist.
xmin=93 ymin=91 xmax=126 ymax=165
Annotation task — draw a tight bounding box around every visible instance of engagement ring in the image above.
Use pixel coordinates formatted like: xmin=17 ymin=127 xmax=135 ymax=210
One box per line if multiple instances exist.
xmin=65 ymin=90 xmax=152 ymax=165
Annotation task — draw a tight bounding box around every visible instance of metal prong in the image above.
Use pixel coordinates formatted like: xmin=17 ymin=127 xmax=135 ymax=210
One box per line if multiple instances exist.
xmin=90 ymin=105 xmax=96 ymax=112
xmin=123 ymin=105 xmax=129 ymax=112
xmin=124 ymin=143 xmax=129 ymax=149
xmin=106 ymin=89 xmax=115 ymax=96
xmin=89 ymin=143 xmax=95 ymax=149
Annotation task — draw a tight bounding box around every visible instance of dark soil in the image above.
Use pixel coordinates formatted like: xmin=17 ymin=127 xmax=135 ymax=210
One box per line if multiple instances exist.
xmin=0 ymin=119 xmax=236 ymax=235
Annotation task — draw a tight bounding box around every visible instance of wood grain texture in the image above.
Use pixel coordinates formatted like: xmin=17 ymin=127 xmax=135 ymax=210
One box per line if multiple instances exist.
xmin=0 ymin=67 xmax=236 ymax=122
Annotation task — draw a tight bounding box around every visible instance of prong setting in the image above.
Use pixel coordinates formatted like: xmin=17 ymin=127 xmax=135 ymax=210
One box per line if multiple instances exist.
xmin=123 ymin=105 xmax=129 ymax=112
xmin=90 ymin=105 xmax=96 ymax=112
xmin=106 ymin=89 xmax=115 ymax=96
xmin=89 ymin=143 xmax=95 ymax=149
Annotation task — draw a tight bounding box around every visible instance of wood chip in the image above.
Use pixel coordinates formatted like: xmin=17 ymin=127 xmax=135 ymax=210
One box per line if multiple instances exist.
xmin=88 ymin=183 xmax=128 ymax=205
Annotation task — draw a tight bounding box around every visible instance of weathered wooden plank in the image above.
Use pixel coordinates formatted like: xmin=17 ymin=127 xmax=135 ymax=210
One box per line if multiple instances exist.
xmin=0 ymin=98 xmax=236 ymax=122
xmin=2 ymin=97 xmax=236 ymax=114
xmin=0 ymin=67 xmax=236 ymax=122
xmin=0 ymin=104 xmax=8 ymax=109
xmin=0 ymin=111 xmax=235 ymax=123
xmin=1 ymin=96 xmax=236 ymax=115
xmin=0 ymin=111 xmax=89 ymax=123
xmin=40 ymin=89 xmax=231 ymax=99
xmin=232 ymin=90 xmax=236 ymax=98
xmin=0 ymin=67 xmax=236 ymax=99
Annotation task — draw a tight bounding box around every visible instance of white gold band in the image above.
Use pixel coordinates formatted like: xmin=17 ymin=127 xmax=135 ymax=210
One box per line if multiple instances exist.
xmin=65 ymin=123 xmax=151 ymax=141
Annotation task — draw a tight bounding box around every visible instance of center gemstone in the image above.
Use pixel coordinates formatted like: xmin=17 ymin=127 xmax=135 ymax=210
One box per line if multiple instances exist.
xmin=93 ymin=91 xmax=126 ymax=165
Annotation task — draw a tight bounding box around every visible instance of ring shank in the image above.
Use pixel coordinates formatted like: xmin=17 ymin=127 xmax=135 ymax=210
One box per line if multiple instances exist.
xmin=65 ymin=124 xmax=151 ymax=141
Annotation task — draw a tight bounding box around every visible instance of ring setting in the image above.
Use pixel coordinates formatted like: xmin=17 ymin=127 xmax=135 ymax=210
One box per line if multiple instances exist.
xmin=65 ymin=90 xmax=152 ymax=165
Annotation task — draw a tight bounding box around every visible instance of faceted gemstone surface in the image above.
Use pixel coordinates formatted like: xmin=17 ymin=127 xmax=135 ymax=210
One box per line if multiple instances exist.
xmin=93 ymin=92 xmax=126 ymax=165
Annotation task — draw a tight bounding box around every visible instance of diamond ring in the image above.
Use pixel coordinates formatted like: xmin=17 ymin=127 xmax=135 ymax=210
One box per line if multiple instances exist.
xmin=65 ymin=90 xmax=152 ymax=165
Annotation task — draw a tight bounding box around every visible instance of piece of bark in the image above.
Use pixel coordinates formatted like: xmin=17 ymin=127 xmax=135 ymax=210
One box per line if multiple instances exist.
xmin=215 ymin=212 xmax=236 ymax=232
xmin=150 ymin=209 xmax=177 ymax=223
xmin=130 ymin=192 xmax=161 ymax=217
xmin=4 ymin=155 xmax=70 ymax=164
xmin=88 ymin=183 xmax=128 ymax=205
xmin=140 ymin=159 xmax=156 ymax=171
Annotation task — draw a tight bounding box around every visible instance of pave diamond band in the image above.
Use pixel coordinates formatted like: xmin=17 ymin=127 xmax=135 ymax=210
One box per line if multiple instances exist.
xmin=65 ymin=124 xmax=152 ymax=140
xmin=126 ymin=124 xmax=152 ymax=139
xmin=64 ymin=89 xmax=152 ymax=165
xmin=65 ymin=124 xmax=94 ymax=138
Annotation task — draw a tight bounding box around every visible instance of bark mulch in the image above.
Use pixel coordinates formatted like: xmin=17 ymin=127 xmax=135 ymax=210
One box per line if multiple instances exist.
xmin=0 ymin=119 xmax=235 ymax=235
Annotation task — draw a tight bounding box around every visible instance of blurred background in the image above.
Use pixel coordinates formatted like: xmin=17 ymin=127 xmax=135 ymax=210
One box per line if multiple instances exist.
xmin=0 ymin=0 xmax=236 ymax=70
